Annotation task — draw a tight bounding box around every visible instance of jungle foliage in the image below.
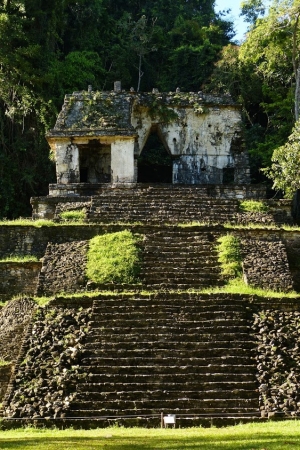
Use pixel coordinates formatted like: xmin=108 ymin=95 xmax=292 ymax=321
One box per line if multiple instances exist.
xmin=206 ymin=0 xmax=300 ymax=194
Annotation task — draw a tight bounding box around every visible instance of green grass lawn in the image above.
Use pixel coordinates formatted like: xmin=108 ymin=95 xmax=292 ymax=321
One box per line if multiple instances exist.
xmin=1 ymin=422 xmax=300 ymax=450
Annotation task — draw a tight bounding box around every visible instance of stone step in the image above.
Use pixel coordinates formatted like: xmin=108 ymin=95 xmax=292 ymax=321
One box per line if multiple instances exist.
xmin=68 ymin=407 xmax=259 ymax=422
xmin=82 ymin=347 xmax=253 ymax=359
xmin=82 ymin=355 xmax=254 ymax=366
xmin=142 ymin=256 xmax=220 ymax=269
xmin=79 ymin=363 xmax=255 ymax=375
xmin=143 ymin=242 xmax=215 ymax=249
xmin=88 ymin=214 xmax=233 ymax=220
xmin=141 ymin=256 xmax=220 ymax=264
xmin=75 ymin=388 xmax=257 ymax=401
xmin=90 ymin=200 xmax=239 ymax=207
xmin=90 ymin=192 xmax=239 ymax=199
xmin=89 ymin=311 xmax=250 ymax=326
xmin=143 ymin=236 xmax=216 ymax=242
xmin=91 ymin=305 xmax=247 ymax=314
xmin=72 ymin=398 xmax=258 ymax=411
xmin=85 ymin=334 xmax=251 ymax=346
xmin=89 ymin=199 xmax=215 ymax=204
xmin=142 ymin=252 xmax=217 ymax=258
xmin=140 ymin=275 xmax=221 ymax=283
xmin=91 ymin=309 xmax=247 ymax=319
xmin=140 ymin=263 xmax=220 ymax=271
xmin=68 ymin=400 xmax=259 ymax=417
xmin=87 ymin=325 xmax=250 ymax=335
xmin=142 ymin=246 xmax=217 ymax=252
xmin=139 ymin=267 xmax=220 ymax=274
xmin=90 ymin=307 xmax=247 ymax=315
xmin=72 ymin=380 xmax=258 ymax=392
xmin=91 ymin=304 xmax=247 ymax=313
xmin=143 ymin=282 xmax=224 ymax=289
xmin=89 ymin=207 xmax=237 ymax=215
xmin=87 ymin=281 xmax=223 ymax=291
xmin=89 ymin=204 xmax=236 ymax=210
xmin=143 ymin=231 xmax=217 ymax=237
xmin=93 ymin=298 xmax=248 ymax=311
xmin=79 ymin=372 xmax=255 ymax=384
xmin=67 ymin=408 xmax=260 ymax=420
xmin=84 ymin=333 xmax=254 ymax=348
xmin=89 ymin=206 xmax=235 ymax=212
xmin=88 ymin=213 xmax=234 ymax=218
xmin=141 ymin=255 xmax=218 ymax=262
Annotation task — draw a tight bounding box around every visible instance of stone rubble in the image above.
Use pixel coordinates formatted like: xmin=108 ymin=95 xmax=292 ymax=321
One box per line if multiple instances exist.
xmin=253 ymin=309 xmax=300 ymax=417
xmin=0 ymin=297 xmax=36 ymax=362
xmin=36 ymin=241 xmax=88 ymax=296
xmin=241 ymin=239 xmax=294 ymax=292
xmin=3 ymin=305 xmax=92 ymax=419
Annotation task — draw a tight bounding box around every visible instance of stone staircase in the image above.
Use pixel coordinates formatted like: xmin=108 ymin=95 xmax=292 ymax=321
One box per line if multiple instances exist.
xmin=69 ymin=293 xmax=259 ymax=426
xmin=87 ymin=186 xmax=240 ymax=224
xmin=140 ymin=229 xmax=223 ymax=289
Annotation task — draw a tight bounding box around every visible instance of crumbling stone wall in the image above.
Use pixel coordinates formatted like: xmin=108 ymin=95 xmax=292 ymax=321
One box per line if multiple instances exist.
xmin=36 ymin=241 xmax=88 ymax=296
xmin=0 ymin=225 xmax=107 ymax=259
xmin=0 ymin=262 xmax=42 ymax=301
xmin=3 ymin=305 xmax=92 ymax=419
xmin=253 ymin=309 xmax=300 ymax=418
xmin=47 ymin=90 xmax=250 ymax=186
xmin=235 ymin=212 xmax=275 ymax=225
xmin=234 ymin=199 xmax=293 ymax=226
xmin=0 ymin=297 xmax=36 ymax=363
xmin=284 ymin=235 xmax=300 ymax=292
xmin=0 ymin=366 xmax=12 ymax=401
xmin=0 ymin=297 xmax=36 ymax=402
xmin=54 ymin=202 xmax=90 ymax=220
xmin=241 ymin=239 xmax=294 ymax=292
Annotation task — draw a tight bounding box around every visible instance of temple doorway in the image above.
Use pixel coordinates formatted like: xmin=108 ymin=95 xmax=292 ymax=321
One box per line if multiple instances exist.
xmin=137 ymin=132 xmax=172 ymax=183
xmin=79 ymin=140 xmax=111 ymax=183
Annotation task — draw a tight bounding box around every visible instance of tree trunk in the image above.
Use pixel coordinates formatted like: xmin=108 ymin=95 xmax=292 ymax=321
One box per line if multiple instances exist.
xmin=137 ymin=54 xmax=142 ymax=92
xmin=292 ymin=11 xmax=300 ymax=121
xmin=295 ymin=66 xmax=300 ymax=122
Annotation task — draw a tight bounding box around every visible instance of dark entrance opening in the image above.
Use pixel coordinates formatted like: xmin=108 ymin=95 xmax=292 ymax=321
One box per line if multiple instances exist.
xmin=79 ymin=140 xmax=111 ymax=183
xmin=223 ymin=167 xmax=235 ymax=184
xmin=137 ymin=132 xmax=172 ymax=183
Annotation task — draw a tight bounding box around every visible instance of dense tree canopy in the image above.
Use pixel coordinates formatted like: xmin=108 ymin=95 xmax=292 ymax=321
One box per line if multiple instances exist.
xmin=263 ymin=120 xmax=300 ymax=196
xmin=239 ymin=0 xmax=300 ymax=194
xmin=206 ymin=0 xmax=300 ymax=192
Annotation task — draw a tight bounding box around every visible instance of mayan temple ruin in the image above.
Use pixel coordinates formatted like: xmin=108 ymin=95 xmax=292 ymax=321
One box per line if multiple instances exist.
xmin=1 ymin=84 xmax=300 ymax=428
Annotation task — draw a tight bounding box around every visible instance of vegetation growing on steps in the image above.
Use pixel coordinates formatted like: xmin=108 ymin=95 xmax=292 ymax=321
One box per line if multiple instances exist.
xmin=202 ymin=278 xmax=299 ymax=298
xmin=59 ymin=210 xmax=86 ymax=223
xmin=0 ymin=255 xmax=39 ymax=263
xmin=216 ymin=234 xmax=242 ymax=278
xmin=86 ymin=231 xmax=142 ymax=284
xmin=239 ymin=200 xmax=269 ymax=213
xmin=0 ymin=359 xmax=11 ymax=367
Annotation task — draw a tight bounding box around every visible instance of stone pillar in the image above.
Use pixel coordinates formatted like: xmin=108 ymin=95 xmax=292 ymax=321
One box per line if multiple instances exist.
xmin=234 ymin=152 xmax=251 ymax=184
xmin=55 ymin=142 xmax=80 ymax=184
xmin=114 ymin=81 xmax=122 ymax=92
xmin=111 ymin=138 xmax=135 ymax=184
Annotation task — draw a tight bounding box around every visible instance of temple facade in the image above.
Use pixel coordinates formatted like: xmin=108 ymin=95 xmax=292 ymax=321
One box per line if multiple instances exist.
xmin=46 ymin=84 xmax=250 ymax=195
